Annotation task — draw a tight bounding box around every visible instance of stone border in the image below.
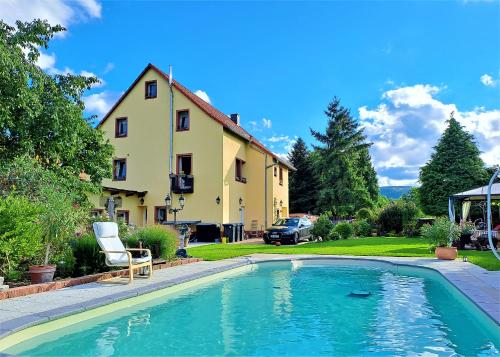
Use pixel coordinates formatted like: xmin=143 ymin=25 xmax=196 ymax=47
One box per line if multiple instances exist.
xmin=0 ymin=259 xmax=248 ymax=345
xmin=0 ymin=258 xmax=201 ymax=301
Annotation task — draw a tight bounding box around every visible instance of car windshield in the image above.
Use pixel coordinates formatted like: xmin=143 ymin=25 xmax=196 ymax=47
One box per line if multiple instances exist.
xmin=274 ymin=218 xmax=300 ymax=227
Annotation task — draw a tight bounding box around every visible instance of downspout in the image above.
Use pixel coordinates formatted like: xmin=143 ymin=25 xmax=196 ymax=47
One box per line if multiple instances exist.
xmin=264 ymin=153 xmax=268 ymax=229
xmin=249 ymin=138 xmax=278 ymax=230
xmin=169 ymin=66 xmax=174 ymax=195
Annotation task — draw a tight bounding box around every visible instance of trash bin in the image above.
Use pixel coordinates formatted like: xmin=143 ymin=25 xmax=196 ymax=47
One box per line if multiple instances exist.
xmin=235 ymin=223 xmax=244 ymax=242
xmin=223 ymin=223 xmax=236 ymax=243
xmin=196 ymin=223 xmax=220 ymax=242
xmin=240 ymin=223 xmax=245 ymax=240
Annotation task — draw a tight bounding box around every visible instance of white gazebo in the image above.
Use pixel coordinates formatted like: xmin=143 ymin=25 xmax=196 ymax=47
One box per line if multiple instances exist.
xmin=449 ymin=168 xmax=500 ymax=260
xmin=448 ymin=183 xmax=500 ymax=222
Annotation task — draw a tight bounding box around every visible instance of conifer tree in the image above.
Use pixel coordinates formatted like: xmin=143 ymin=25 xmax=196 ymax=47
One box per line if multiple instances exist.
xmin=288 ymin=138 xmax=319 ymax=213
xmin=419 ymin=114 xmax=488 ymax=216
xmin=311 ymin=97 xmax=375 ymax=216
xmin=357 ymin=147 xmax=379 ymax=202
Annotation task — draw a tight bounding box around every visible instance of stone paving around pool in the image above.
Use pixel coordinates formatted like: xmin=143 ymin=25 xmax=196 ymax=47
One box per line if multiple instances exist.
xmin=0 ymin=255 xmax=498 ymax=342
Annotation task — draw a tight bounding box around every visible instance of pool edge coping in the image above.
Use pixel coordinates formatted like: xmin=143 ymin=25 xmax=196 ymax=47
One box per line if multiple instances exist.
xmin=0 ymin=254 xmax=498 ymax=352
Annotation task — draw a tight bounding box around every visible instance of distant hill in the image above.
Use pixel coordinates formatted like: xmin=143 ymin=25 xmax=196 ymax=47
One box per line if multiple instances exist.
xmin=380 ymin=186 xmax=412 ymax=199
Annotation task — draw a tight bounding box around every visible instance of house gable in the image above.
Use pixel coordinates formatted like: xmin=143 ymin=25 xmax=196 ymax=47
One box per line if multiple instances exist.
xmin=97 ymin=63 xmax=294 ymax=171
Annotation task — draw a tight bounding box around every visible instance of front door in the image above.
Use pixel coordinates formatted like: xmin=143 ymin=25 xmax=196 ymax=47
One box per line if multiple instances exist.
xmin=239 ymin=207 xmax=245 ymax=224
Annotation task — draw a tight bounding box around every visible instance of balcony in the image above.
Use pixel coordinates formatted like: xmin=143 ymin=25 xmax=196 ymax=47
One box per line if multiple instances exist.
xmin=170 ymin=174 xmax=194 ymax=194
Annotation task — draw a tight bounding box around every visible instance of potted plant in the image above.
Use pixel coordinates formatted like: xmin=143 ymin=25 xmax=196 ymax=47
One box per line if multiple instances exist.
xmin=421 ymin=217 xmax=461 ymax=260
xmin=29 ymin=188 xmax=84 ymax=284
xmin=457 ymin=221 xmax=475 ymax=250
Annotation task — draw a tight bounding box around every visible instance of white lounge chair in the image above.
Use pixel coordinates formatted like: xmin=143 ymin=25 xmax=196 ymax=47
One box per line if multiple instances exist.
xmin=93 ymin=222 xmax=153 ymax=284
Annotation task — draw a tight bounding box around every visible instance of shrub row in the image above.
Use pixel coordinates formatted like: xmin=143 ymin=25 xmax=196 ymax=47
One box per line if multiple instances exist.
xmin=310 ymin=200 xmax=423 ymax=241
xmin=65 ymin=225 xmax=178 ymax=278
xmin=0 ymin=196 xmax=179 ymax=282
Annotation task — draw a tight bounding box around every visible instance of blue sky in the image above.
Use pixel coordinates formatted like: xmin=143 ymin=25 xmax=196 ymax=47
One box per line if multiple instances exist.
xmin=2 ymin=0 xmax=499 ymax=186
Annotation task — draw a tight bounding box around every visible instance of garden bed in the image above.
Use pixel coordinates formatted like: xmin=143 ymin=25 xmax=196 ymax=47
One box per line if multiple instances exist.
xmin=0 ymin=258 xmax=201 ymax=300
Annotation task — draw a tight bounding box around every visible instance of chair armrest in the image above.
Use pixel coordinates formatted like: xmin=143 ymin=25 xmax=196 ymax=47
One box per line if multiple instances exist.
xmin=126 ymin=248 xmax=152 ymax=256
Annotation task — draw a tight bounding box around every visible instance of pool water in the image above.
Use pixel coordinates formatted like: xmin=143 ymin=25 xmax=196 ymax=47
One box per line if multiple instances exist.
xmin=6 ymin=261 xmax=500 ymax=356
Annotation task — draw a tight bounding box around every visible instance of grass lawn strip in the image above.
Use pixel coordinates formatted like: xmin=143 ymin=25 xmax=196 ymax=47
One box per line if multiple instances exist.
xmin=187 ymin=237 xmax=500 ymax=271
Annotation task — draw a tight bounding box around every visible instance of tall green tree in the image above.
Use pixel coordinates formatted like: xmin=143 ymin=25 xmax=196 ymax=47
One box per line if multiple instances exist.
xmin=311 ymin=97 xmax=376 ymax=216
xmin=357 ymin=147 xmax=379 ymax=202
xmin=288 ymin=137 xmax=319 ymax=213
xmin=419 ymin=115 xmax=488 ymax=216
xmin=0 ymin=19 xmax=113 ymax=188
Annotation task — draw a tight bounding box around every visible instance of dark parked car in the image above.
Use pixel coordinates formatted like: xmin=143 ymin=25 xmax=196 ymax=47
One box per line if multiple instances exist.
xmin=263 ymin=217 xmax=313 ymax=245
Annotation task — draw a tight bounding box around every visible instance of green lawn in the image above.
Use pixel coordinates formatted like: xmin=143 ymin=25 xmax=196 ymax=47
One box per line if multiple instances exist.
xmin=187 ymin=237 xmax=500 ymax=271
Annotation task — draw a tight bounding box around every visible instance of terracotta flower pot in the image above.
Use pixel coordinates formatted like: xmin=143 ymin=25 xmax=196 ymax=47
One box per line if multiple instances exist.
xmin=29 ymin=265 xmax=56 ymax=284
xmin=435 ymin=247 xmax=457 ymax=260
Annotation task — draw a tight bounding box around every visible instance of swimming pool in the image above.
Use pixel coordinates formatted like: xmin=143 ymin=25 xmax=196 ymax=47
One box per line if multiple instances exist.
xmin=2 ymin=260 xmax=499 ymax=356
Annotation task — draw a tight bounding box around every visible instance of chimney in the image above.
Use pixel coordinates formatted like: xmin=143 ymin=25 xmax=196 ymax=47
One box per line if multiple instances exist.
xmin=230 ymin=113 xmax=240 ymax=125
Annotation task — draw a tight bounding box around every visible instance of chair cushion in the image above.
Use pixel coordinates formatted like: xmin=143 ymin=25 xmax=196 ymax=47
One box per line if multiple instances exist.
xmin=92 ymin=222 xmax=127 ymax=264
xmin=132 ymin=256 xmax=152 ymax=264
xmin=93 ymin=222 xmax=118 ymax=238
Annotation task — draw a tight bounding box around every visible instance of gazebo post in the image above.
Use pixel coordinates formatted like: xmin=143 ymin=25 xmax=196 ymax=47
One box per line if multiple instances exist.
xmin=487 ymin=167 xmax=500 ymax=261
xmin=448 ymin=197 xmax=456 ymax=222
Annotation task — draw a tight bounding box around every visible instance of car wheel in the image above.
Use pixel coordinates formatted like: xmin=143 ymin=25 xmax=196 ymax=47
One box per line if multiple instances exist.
xmin=264 ymin=239 xmax=270 ymax=244
xmin=292 ymin=233 xmax=299 ymax=245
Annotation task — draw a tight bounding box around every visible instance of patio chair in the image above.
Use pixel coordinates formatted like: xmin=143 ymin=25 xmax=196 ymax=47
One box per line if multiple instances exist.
xmin=93 ymin=222 xmax=153 ymax=284
xmin=471 ymin=220 xmax=499 ymax=251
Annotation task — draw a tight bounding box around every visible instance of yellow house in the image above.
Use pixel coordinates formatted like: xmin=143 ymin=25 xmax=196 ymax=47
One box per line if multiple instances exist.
xmin=89 ymin=63 xmax=294 ymax=237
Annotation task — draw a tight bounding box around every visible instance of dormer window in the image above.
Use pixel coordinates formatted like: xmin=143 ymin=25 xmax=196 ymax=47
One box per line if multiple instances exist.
xmin=145 ymin=80 xmax=157 ymax=99
xmin=176 ymin=110 xmax=190 ymax=131
xmin=115 ymin=117 xmax=128 ymax=137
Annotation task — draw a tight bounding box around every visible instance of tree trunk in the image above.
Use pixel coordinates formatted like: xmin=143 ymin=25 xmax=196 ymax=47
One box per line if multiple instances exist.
xmin=44 ymin=241 xmax=51 ymax=266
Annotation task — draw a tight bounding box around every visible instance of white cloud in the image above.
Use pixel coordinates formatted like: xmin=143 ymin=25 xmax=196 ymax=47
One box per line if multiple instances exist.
xmin=80 ymin=70 xmax=105 ymax=87
xmin=480 ymin=74 xmax=497 ymax=87
xmin=262 ymin=118 xmax=272 ymax=128
xmin=378 ymin=176 xmax=418 ymax=186
xmin=12 ymin=1 xmax=105 ymax=86
xmin=265 ymin=135 xmax=297 ymax=157
xmin=83 ymin=91 xmax=121 ymax=118
xmin=0 ymin=0 xmax=101 ymax=33
xmin=103 ymin=62 xmax=115 ymax=74
xmin=29 ymin=49 xmax=105 ymax=86
xmin=359 ymin=84 xmax=500 ymax=185
xmin=273 ymin=152 xmax=290 ymax=161
xmin=267 ymin=135 xmax=290 ymax=143
xmin=194 ymin=90 xmax=211 ymax=103
xmin=36 ymin=52 xmax=56 ymax=70
xmin=247 ymin=117 xmax=273 ymax=133
xmin=75 ymin=0 xmax=102 ymax=18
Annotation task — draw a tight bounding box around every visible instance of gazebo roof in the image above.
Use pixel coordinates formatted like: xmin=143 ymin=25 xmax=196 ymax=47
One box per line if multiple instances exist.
xmin=451 ymin=183 xmax=500 ymax=200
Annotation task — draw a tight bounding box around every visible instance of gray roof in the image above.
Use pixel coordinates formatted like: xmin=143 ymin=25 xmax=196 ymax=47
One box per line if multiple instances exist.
xmin=451 ymin=183 xmax=500 ymax=200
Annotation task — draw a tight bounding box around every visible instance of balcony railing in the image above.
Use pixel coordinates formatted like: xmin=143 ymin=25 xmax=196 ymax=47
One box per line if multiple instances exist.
xmin=170 ymin=174 xmax=194 ymax=194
